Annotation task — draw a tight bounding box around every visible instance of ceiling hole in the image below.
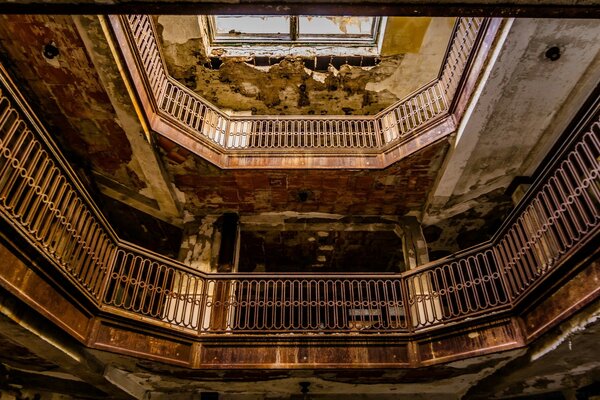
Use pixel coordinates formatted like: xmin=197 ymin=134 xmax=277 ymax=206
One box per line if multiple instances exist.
xmin=43 ymin=42 xmax=59 ymax=59
xmin=545 ymin=46 xmax=561 ymax=61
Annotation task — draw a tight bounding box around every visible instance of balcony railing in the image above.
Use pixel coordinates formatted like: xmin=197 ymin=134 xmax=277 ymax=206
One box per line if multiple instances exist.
xmin=113 ymin=16 xmax=494 ymax=168
xmin=1 ymin=62 xmax=599 ymax=338
xmin=0 ymin=74 xmax=118 ymax=304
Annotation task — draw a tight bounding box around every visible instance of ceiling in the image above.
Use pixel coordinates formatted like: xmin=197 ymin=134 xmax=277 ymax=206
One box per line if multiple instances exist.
xmin=155 ymin=16 xmax=455 ymax=116
xmin=0 ymin=295 xmax=598 ymax=399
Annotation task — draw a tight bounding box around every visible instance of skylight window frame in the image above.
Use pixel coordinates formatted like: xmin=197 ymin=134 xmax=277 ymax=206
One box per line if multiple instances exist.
xmin=209 ymin=16 xmax=294 ymax=43
xmin=296 ymin=16 xmax=382 ymax=45
xmin=203 ymin=15 xmax=387 ymax=56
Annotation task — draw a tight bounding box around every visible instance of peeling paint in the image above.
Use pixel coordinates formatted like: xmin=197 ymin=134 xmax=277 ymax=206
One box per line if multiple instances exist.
xmin=531 ymin=304 xmax=600 ymax=361
xmin=179 ymin=216 xmax=219 ymax=272
xmin=155 ymin=17 xmax=455 ymax=116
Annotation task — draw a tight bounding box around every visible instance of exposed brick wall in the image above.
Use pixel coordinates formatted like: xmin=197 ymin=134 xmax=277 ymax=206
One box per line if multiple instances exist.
xmin=0 ymin=15 xmax=138 ymax=187
xmin=159 ymin=135 xmax=449 ymax=216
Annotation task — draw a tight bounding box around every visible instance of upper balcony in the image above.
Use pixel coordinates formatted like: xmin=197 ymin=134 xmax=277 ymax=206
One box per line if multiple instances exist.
xmin=111 ymin=15 xmax=499 ymax=169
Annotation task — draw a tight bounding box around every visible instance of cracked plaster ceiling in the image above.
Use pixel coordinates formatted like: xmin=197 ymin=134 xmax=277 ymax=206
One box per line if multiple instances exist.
xmin=155 ymin=16 xmax=456 ymax=116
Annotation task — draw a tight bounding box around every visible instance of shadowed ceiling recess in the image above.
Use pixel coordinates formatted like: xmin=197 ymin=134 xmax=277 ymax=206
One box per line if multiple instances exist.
xmin=0 ymin=64 xmax=598 ymax=340
xmin=113 ymin=15 xmax=496 ymax=169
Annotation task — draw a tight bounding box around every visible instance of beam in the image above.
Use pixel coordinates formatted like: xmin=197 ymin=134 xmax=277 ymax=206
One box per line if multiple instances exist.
xmin=0 ymin=1 xmax=599 ymax=18
xmin=0 ymin=294 xmax=134 ymax=399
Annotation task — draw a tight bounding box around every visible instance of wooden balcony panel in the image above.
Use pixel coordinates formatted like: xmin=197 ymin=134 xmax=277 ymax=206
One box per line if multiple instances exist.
xmin=521 ymin=256 xmax=600 ymax=342
xmin=0 ymin=241 xmax=93 ymax=343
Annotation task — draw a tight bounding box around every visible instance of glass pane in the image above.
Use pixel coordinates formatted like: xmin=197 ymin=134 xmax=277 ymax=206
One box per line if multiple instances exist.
xmin=214 ymin=16 xmax=290 ymax=36
xmin=299 ymin=16 xmax=375 ymax=37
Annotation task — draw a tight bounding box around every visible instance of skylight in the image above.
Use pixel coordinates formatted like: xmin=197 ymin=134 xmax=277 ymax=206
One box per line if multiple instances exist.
xmin=213 ymin=16 xmax=290 ymax=41
xmin=298 ymin=16 xmax=377 ymax=42
xmin=202 ymin=16 xmax=386 ymax=57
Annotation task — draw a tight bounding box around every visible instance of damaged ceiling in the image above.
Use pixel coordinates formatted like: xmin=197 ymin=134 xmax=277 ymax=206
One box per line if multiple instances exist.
xmin=0 ymin=14 xmax=181 ymax=225
xmin=155 ymin=16 xmax=455 ymax=116
xmin=0 ymin=15 xmax=137 ymax=186
xmin=1 ymin=294 xmax=599 ymax=399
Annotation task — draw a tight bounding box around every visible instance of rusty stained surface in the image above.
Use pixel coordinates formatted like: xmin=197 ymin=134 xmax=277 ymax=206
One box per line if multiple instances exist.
xmin=0 ymin=244 xmax=93 ymax=341
xmin=0 ymin=312 xmax=529 ymax=399
xmin=522 ymin=258 xmax=600 ymax=342
xmin=93 ymin=322 xmax=193 ymax=367
xmin=159 ymin=135 xmax=449 ymax=216
xmin=192 ymin=336 xmax=412 ymax=367
xmin=155 ymin=16 xmax=455 ymax=116
xmin=130 ymin=348 xmax=516 ymax=379
xmin=0 ymin=15 xmax=142 ymax=189
xmin=164 ymin=55 xmax=402 ymax=116
xmin=466 ymin=299 xmax=600 ymax=399
xmin=417 ymin=319 xmax=523 ymax=365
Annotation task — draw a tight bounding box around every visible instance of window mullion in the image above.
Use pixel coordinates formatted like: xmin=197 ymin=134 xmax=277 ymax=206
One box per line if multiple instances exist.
xmin=290 ymin=16 xmax=299 ymax=41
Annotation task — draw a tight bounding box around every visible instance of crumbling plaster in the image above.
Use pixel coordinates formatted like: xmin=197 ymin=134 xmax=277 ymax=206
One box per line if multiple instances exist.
xmin=366 ymin=17 xmax=455 ymax=100
xmin=467 ymin=301 xmax=600 ymax=399
xmin=155 ymin=16 xmax=454 ymax=116
xmin=453 ymin=19 xmax=600 ymax=198
xmin=86 ymin=348 xmax=524 ymax=400
xmin=178 ymin=215 xmax=220 ymax=272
